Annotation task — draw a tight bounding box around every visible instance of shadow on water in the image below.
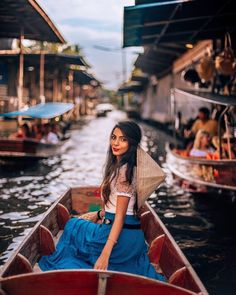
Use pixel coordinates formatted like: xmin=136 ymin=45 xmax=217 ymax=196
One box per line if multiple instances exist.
xmin=0 ymin=113 xmax=235 ymax=294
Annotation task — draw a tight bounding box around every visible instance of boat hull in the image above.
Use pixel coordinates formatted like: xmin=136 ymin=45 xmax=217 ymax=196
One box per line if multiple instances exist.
xmin=0 ymin=270 xmax=199 ymax=295
xmin=0 ymin=138 xmax=64 ymax=165
xmin=0 ymin=186 xmax=208 ymax=295
xmin=166 ymin=143 xmax=236 ymax=193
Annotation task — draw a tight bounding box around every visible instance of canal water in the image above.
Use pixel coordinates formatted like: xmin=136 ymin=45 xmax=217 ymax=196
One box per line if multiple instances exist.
xmin=0 ymin=110 xmax=235 ymax=294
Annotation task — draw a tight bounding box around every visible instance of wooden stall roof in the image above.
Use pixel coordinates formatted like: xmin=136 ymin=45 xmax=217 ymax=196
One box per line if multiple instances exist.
xmin=118 ymin=81 xmax=145 ymax=93
xmin=123 ymin=0 xmax=236 ymax=48
xmin=134 ymin=44 xmax=186 ymax=77
xmin=131 ymin=70 xmax=149 ymax=83
xmin=0 ymin=0 xmax=65 ymax=43
xmin=0 ymin=52 xmax=86 ymax=67
xmin=174 ymin=88 xmax=236 ymax=106
xmin=135 ymin=0 xmax=178 ymax=5
xmin=74 ymin=71 xmax=100 ymax=86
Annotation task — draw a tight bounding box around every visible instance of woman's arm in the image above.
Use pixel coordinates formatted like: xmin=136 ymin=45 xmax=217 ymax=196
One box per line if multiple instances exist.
xmin=93 ymin=195 xmax=130 ymax=270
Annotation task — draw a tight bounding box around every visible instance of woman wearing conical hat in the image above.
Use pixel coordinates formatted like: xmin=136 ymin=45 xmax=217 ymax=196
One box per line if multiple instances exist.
xmin=39 ymin=121 xmax=165 ymax=281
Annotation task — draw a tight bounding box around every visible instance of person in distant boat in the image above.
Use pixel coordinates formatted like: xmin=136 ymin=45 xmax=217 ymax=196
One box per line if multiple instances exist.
xmin=39 ymin=121 xmax=166 ymax=282
xmin=189 ymin=130 xmax=214 ymax=157
xmin=51 ymin=123 xmax=63 ymax=140
xmin=31 ymin=123 xmax=43 ymax=140
xmin=184 ymin=107 xmax=218 ymax=138
xmin=9 ymin=123 xmax=31 ymax=139
xmin=40 ymin=123 xmax=59 ymax=144
xmin=210 ymin=133 xmax=236 ymax=159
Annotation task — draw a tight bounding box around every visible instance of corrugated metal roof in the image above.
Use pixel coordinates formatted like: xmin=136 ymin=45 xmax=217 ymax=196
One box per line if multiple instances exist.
xmin=124 ymin=0 xmax=236 ymax=47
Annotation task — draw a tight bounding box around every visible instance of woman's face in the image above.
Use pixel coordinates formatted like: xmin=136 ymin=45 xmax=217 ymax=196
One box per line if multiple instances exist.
xmin=110 ymin=127 xmax=129 ymax=159
xmin=200 ymin=134 xmax=210 ymax=148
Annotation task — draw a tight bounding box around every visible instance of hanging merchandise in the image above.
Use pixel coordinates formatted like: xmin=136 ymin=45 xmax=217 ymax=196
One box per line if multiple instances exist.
xmin=181 ymin=67 xmax=201 ymax=84
xmin=215 ymin=33 xmax=235 ymax=76
xmin=197 ymin=49 xmax=215 ymax=82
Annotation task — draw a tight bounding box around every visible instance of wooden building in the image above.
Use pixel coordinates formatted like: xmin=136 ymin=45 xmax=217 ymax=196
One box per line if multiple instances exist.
xmin=122 ymin=0 xmax=236 ymax=125
xmin=0 ymin=0 xmax=100 ymax=118
xmin=0 ymin=0 xmax=66 ymax=113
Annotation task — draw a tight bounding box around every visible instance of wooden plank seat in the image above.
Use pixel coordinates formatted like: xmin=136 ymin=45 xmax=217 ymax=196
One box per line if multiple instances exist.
xmin=39 ymin=225 xmax=55 ymax=256
xmin=169 ymin=267 xmax=202 ymax=294
xmin=33 ymin=226 xmax=64 ymax=273
xmin=6 ymin=254 xmax=33 ymax=277
xmin=57 ymin=203 xmax=70 ymax=230
xmin=148 ymin=234 xmax=166 ymax=265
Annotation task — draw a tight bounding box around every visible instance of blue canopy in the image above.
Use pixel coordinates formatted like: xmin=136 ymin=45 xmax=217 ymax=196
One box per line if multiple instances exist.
xmin=0 ymin=103 xmax=74 ymax=119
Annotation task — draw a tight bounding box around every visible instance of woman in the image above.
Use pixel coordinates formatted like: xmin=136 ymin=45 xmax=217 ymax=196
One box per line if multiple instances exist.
xmin=9 ymin=123 xmax=31 ymax=139
xmin=39 ymin=121 xmax=165 ymax=281
xmin=189 ymin=129 xmax=214 ymax=157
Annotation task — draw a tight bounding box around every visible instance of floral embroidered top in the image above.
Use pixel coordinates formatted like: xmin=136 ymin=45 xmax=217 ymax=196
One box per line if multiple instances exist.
xmin=103 ymin=164 xmax=136 ymax=215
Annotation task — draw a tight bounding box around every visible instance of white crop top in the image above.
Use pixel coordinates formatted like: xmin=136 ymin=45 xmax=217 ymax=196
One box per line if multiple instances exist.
xmin=102 ymin=164 xmax=136 ymax=215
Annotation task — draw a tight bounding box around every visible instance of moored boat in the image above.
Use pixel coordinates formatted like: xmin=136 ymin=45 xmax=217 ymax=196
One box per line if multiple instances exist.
xmin=166 ymin=88 xmax=236 ymax=195
xmin=0 ymin=102 xmax=73 ymax=165
xmin=0 ymin=138 xmax=66 ymax=164
xmin=166 ymin=143 xmax=236 ymax=193
xmin=0 ymin=186 xmax=208 ymax=295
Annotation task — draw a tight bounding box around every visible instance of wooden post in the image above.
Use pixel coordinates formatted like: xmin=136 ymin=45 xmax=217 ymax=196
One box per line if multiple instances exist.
xmin=68 ymin=70 xmax=74 ymax=103
xmin=53 ymin=70 xmax=58 ymax=102
xmin=39 ymin=50 xmax=45 ymax=104
xmin=62 ymin=78 xmax=67 ymax=101
xmin=224 ymin=114 xmax=232 ymax=159
xmin=17 ymin=30 xmax=24 ymax=111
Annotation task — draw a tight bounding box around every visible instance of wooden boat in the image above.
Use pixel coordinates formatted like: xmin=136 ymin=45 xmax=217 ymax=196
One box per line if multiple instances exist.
xmin=0 ymin=102 xmax=73 ymax=165
xmin=0 ymin=186 xmax=208 ymax=295
xmin=166 ymin=88 xmax=236 ymax=194
xmin=166 ymin=143 xmax=236 ymax=193
xmin=0 ymin=138 xmax=66 ymax=164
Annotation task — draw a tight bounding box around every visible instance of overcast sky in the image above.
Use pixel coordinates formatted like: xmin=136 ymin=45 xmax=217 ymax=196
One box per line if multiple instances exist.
xmin=37 ymin=0 xmax=142 ymax=90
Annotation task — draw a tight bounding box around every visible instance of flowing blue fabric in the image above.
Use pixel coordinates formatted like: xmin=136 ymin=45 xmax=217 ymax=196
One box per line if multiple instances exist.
xmin=39 ymin=212 xmax=165 ymax=281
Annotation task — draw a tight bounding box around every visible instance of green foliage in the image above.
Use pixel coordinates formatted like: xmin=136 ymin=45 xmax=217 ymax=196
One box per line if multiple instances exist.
xmin=25 ymin=41 xmax=83 ymax=56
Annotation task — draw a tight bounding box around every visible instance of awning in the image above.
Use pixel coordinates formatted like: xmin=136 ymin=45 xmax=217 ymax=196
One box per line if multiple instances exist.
xmin=0 ymin=102 xmax=74 ymax=119
xmin=0 ymin=53 xmax=86 ymax=67
xmin=0 ymin=0 xmax=65 ymax=43
xmin=135 ymin=0 xmax=178 ymax=4
xmin=131 ymin=68 xmax=149 ymax=83
xmin=134 ymin=44 xmax=186 ymax=77
xmin=123 ymin=0 xmax=236 ymax=47
xmin=118 ymin=81 xmax=144 ymax=93
xmin=74 ymin=71 xmax=98 ymax=85
xmin=174 ymin=88 xmax=236 ymax=106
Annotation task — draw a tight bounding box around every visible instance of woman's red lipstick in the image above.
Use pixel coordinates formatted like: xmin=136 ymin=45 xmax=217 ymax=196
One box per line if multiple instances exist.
xmin=112 ymin=147 xmax=120 ymax=152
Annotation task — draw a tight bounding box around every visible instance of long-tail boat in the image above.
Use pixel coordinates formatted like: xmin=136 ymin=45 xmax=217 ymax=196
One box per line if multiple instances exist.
xmin=0 ymin=186 xmax=208 ymax=295
xmin=166 ymin=88 xmax=236 ymax=195
xmin=0 ymin=102 xmax=73 ymax=164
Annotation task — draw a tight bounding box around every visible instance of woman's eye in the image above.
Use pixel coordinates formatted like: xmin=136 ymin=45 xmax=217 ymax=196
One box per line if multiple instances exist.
xmin=121 ymin=137 xmax=127 ymax=142
xmin=111 ymin=135 xmax=116 ymax=140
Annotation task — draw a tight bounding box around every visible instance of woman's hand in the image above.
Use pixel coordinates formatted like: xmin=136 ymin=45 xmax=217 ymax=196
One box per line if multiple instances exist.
xmin=94 ymin=253 xmax=109 ymax=270
xmin=77 ymin=211 xmax=98 ymax=222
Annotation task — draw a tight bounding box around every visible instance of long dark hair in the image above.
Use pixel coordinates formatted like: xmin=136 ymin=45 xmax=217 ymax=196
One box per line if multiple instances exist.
xmin=101 ymin=121 xmax=142 ymax=209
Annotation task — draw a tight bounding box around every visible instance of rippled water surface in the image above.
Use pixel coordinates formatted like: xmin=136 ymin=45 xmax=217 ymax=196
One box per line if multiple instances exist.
xmin=0 ymin=111 xmax=236 ymax=295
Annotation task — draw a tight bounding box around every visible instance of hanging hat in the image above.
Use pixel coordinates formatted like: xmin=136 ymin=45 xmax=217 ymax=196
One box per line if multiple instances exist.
xmin=136 ymin=146 xmax=166 ymax=209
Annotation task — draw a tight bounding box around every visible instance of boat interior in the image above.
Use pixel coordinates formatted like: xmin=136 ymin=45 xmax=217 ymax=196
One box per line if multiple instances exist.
xmin=0 ymin=187 xmax=207 ymax=294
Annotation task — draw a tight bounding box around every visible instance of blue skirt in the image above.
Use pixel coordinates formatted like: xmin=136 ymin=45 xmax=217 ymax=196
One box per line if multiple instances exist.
xmin=39 ymin=212 xmax=165 ymax=281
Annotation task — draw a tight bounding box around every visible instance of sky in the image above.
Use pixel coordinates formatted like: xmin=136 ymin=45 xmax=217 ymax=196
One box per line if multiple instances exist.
xmin=37 ymin=0 xmax=142 ymax=90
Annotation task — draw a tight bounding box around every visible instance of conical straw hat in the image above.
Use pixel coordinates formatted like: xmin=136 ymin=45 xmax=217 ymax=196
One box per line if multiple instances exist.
xmin=136 ymin=146 xmax=166 ymax=208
